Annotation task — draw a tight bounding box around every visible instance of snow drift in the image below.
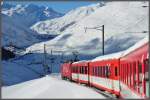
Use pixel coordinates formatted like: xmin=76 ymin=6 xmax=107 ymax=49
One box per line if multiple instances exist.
xmin=2 ymin=75 xmax=106 ymax=99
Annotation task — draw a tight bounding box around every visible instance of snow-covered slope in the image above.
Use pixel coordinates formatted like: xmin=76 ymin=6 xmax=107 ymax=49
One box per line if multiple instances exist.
xmin=2 ymin=60 xmax=43 ymax=86
xmin=2 ymin=75 xmax=106 ymax=99
xmin=27 ymin=1 xmax=148 ymax=55
xmin=31 ymin=2 xmax=105 ymax=35
xmin=24 ymin=1 xmax=148 ymax=74
xmin=2 ymin=13 xmax=40 ymax=48
xmin=2 ymin=3 xmax=63 ymax=48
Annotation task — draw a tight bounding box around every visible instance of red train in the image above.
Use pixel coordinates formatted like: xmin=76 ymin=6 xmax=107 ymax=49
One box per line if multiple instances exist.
xmin=61 ymin=37 xmax=149 ymax=99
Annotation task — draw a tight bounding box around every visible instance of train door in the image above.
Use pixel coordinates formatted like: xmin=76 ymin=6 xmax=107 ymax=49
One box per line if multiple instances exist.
xmin=111 ymin=62 xmax=119 ymax=93
xmin=77 ymin=66 xmax=79 ymax=83
xmin=87 ymin=63 xmax=90 ymax=85
xmin=110 ymin=63 xmax=115 ymax=91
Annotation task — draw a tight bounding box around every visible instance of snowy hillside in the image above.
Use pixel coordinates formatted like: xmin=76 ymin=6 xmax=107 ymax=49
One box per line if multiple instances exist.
xmin=24 ymin=1 xmax=149 ymax=74
xmin=2 ymin=13 xmax=40 ymax=48
xmin=2 ymin=3 xmax=63 ymax=48
xmin=31 ymin=2 xmax=105 ymax=35
xmin=2 ymin=75 xmax=106 ymax=99
xmin=2 ymin=60 xmax=43 ymax=86
xmin=28 ymin=1 xmax=148 ymax=55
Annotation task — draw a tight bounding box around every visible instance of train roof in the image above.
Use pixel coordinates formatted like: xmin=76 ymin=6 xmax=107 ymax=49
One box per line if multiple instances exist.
xmin=91 ymin=51 xmax=124 ymax=62
xmin=72 ymin=60 xmax=89 ymax=64
xmin=122 ymin=36 xmax=149 ymax=57
xmin=91 ymin=36 xmax=148 ymax=62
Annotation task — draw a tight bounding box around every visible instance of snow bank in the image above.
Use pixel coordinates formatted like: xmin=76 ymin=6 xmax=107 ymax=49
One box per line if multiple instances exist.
xmin=73 ymin=60 xmax=89 ymax=64
xmin=2 ymin=75 xmax=106 ymax=99
xmin=2 ymin=61 xmax=41 ymax=86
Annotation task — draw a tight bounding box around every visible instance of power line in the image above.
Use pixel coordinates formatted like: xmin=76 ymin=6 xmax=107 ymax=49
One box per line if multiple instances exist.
xmin=84 ymin=25 xmax=105 ymax=55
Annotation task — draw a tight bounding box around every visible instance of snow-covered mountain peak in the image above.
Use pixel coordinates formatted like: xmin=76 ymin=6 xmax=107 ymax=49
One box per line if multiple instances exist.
xmin=2 ymin=3 xmax=63 ymax=48
xmin=31 ymin=2 xmax=104 ymax=35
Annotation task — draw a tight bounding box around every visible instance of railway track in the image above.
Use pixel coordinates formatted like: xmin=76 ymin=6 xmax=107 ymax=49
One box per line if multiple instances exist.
xmin=61 ymin=77 xmax=117 ymax=99
xmin=93 ymin=87 xmax=117 ymax=99
xmin=80 ymin=84 xmax=117 ymax=99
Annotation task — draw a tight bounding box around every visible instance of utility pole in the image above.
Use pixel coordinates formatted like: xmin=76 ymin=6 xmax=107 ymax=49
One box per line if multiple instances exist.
xmin=85 ymin=25 xmax=105 ymax=55
xmin=43 ymin=44 xmax=50 ymax=75
xmin=102 ymin=25 xmax=104 ymax=55
xmin=72 ymin=51 xmax=79 ymax=62
xmin=43 ymin=44 xmax=47 ymax=74
xmin=50 ymin=49 xmax=55 ymax=74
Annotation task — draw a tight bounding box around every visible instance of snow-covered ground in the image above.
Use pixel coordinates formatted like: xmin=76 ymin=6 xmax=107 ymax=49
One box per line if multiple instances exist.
xmin=2 ymin=74 xmax=106 ymax=99
xmin=2 ymin=1 xmax=149 ymax=88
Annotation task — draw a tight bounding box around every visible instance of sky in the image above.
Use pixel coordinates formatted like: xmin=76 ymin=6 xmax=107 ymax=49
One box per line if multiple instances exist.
xmin=4 ymin=1 xmax=100 ymax=13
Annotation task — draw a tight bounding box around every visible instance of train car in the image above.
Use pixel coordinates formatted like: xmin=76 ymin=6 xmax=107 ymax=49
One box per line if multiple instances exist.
xmin=89 ymin=51 xmax=124 ymax=97
xmin=60 ymin=36 xmax=149 ymax=99
xmin=119 ymin=37 xmax=149 ymax=99
xmin=61 ymin=62 xmax=72 ymax=80
xmin=71 ymin=60 xmax=89 ymax=84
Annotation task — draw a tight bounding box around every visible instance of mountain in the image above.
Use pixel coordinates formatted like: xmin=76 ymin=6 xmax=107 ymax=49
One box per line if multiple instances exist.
xmin=24 ymin=1 xmax=148 ymax=74
xmin=2 ymin=3 xmax=63 ymax=27
xmin=31 ymin=2 xmax=105 ymax=35
xmin=28 ymin=1 xmax=148 ymax=55
xmin=2 ymin=3 xmax=63 ymax=48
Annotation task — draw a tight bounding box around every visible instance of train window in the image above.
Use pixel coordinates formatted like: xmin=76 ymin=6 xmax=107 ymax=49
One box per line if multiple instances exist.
xmin=115 ymin=67 xmax=118 ymax=76
xmin=144 ymin=59 xmax=149 ymax=97
xmin=127 ymin=64 xmax=129 ymax=85
xmin=82 ymin=66 xmax=84 ymax=74
xmin=98 ymin=67 xmax=100 ymax=76
xmin=82 ymin=67 xmax=84 ymax=74
xmin=104 ymin=67 xmax=106 ymax=77
xmin=144 ymin=59 xmax=149 ymax=81
xmin=76 ymin=67 xmax=78 ymax=73
xmin=95 ymin=67 xmax=96 ymax=76
xmin=102 ymin=67 xmax=104 ymax=77
xmin=96 ymin=67 xmax=98 ymax=76
xmin=72 ymin=67 xmax=74 ymax=73
xmin=96 ymin=67 xmax=97 ymax=76
xmin=97 ymin=67 xmax=99 ymax=76
xmin=100 ymin=67 xmax=102 ymax=76
xmin=92 ymin=68 xmax=94 ymax=76
xmin=74 ymin=67 xmax=76 ymax=73
xmin=99 ymin=67 xmax=101 ymax=77
xmin=74 ymin=67 xmax=75 ymax=73
xmin=85 ymin=67 xmax=87 ymax=74
xmin=138 ymin=62 xmax=142 ymax=82
xmin=129 ymin=63 xmax=131 ymax=87
xmin=95 ymin=67 xmax=97 ymax=76
xmin=138 ymin=61 xmax=143 ymax=94
xmin=105 ymin=66 xmax=109 ymax=78
xmin=73 ymin=67 xmax=75 ymax=73
xmin=102 ymin=66 xmax=105 ymax=77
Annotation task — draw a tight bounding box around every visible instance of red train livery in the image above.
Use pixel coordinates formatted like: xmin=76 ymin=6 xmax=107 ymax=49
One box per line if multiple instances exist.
xmin=61 ymin=37 xmax=149 ymax=99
